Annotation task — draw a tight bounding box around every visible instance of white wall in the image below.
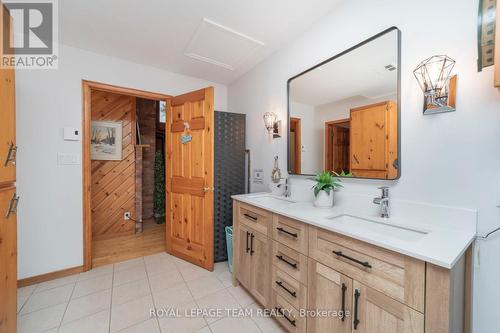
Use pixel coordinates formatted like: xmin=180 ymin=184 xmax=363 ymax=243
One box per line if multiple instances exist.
xmin=228 ymin=0 xmax=500 ymax=331
xmin=16 ymin=44 xmax=227 ymax=279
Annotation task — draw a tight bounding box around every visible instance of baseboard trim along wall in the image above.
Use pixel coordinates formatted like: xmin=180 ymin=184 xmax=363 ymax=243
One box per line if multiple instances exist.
xmin=17 ymin=265 xmax=84 ymax=288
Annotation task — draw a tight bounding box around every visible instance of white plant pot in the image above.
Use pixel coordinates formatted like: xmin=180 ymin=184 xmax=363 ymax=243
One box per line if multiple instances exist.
xmin=313 ymin=190 xmax=334 ymax=208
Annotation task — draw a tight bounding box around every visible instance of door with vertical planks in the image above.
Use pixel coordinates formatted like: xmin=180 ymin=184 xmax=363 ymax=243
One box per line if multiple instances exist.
xmin=165 ymin=87 xmax=214 ymax=270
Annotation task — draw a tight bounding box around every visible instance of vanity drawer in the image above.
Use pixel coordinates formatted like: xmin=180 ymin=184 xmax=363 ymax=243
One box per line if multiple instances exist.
xmin=272 ymin=240 xmax=308 ymax=285
xmin=272 ymin=266 xmax=307 ymax=310
xmin=272 ymin=215 xmax=308 ymax=255
xmin=272 ymin=293 xmax=306 ymax=333
xmin=238 ymin=203 xmax=272 ymax=236
xmin=308 ymin=226 xmax=425 ymax=313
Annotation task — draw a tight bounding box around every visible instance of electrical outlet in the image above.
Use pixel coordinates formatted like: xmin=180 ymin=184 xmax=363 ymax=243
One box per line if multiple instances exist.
xmin=124 ymin=212 xmax=131 ymax=220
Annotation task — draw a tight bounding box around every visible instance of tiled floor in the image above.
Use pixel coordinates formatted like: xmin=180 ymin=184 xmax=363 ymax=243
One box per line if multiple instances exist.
xmin=17 ymin=252 xmax=286 ymax=333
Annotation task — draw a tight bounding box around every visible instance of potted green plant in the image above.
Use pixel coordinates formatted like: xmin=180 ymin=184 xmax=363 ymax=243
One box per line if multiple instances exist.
xmin=311 ymin=171 xmax=343 ymax=208
xmin=154 ymin=151 xmax=166 ymax=224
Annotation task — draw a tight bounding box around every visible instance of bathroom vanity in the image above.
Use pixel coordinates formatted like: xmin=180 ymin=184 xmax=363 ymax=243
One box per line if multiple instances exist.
xmin=231 ymin=193 xmax=475 ymax=333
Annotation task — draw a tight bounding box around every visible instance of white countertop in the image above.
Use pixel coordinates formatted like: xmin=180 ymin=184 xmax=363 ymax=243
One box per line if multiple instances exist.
xmin=232 ymin=192 xmax=477 ymax=269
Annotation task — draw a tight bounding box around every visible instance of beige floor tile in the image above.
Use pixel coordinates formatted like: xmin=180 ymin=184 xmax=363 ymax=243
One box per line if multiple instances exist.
xmin=110 ymin=294 xmax=154 ymax=332
xmin=114 ymin=257 xmax=145 ymax=272
xmin=226 ymin=285 xmax=255 ymax=307
xmin=152 ymin=283 xmax=194 ymax=309
xmin=195 ymin=289 xmax=240 ymax=324
xmin=62 ymin=289 xmax=111 ymax=324
xmin=196 ymin=326 xmax=212 ymax=333
xmin=245 ymin=302 xmax=281 ymax=333
xmin=177 ymin=262 xmax=213 ymax=282
xmin=148 ymin=269 xmax=184 ymax=292
xmin=113 ymin=278 xmax=151 ymax=306
xmin=187 ymin=276 xmax=225 ymax=300
xmin=216 ymin=271 xmax=233 ymax=288
xmin=17 ymin=303 xmax=66 ymax=333
xmin=59 ymin=309 xmax=110 ymax=333
xmin=158 ymin=314 xmax=207 ymax=333
xmin=114 ymin=265 xmax=148 ymax=286
xmin=34 ymin=275 xmax=78 ymax=293
xmin=145 ymin=259 xmax=178 ymax=277
xmin=17 ymin=295 xmax=29 ymax=313
xmin=78 ymin=264 xmax=114 ymax=281
xmin=17 ymin=284 xmax=37 ymax=298
xmin=209 ymin=316 xmax=260 ymax=333
xmin=72 ymin=273 xmax=112 ymax=299
xmin=20 ymin=284 xmax=73 ymax=315
xmin=119 ymin=318 xmax=160 ymax=333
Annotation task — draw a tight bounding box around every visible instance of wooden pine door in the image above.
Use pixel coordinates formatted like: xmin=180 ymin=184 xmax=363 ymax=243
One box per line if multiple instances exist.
xmin=0 ymin=4 xmax=16 ymax=185
xmin=166 ymin=87 xmax=214 ymax=270
xmin=0 ymin=186 xmax=17 ymax=333
xmin=249 ymin=231 xmax=271 ymax=307
xmin=308 ymin=259 xmax=352 ymax=333
xmin=352 ymin=280 xmax=424 ymax=333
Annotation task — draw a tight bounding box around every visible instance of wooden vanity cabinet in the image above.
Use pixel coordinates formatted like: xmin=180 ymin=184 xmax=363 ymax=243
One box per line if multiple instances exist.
xmin=232 ymin=201 xmax=469 ymax=333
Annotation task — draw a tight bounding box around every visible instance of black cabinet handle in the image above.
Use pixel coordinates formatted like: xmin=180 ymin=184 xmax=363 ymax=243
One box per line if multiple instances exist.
xmin=275 ymin=307 xmax=296 ymax=327
xmin=250 ymin=233 xmax=255 ymax=255
xmin=333 ymin=250 xmax=372 ymax=269
xmin=276 ymin=227 xmax=298 ymax=238
xmin=275 ymin=280 xmax=297 ymax=298
xmin=275 ymin=255 xmax=297 ymax=269
xmin=353 ymin=289 xmax=360 ymax=330
xmin=5 ymin=193 xmax=19 ymax=219
xmin=243 ymin=213 xmax=257 ymax=221
xmin=340 ymin=283 xmax=347 ymax=321
xmin=245 ymin=231 xmax=250 ymax=253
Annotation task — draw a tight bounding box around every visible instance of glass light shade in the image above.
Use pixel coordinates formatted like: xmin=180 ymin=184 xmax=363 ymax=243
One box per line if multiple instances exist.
xmin=413 ymin=55 xmax=455 ymax=96
xmin=263 ymin=112 xmax=277 ymax=134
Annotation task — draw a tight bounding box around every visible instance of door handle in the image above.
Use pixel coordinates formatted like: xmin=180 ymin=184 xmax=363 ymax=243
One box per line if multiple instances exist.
xmin=250 ymin=233 xmax=255 ymax=255
xmin=243 ymin=213 xmax=257 ymax=221
xmin=246 ymin=231 xmax=250 ymax=253
xmin=4 ymin=141 xmax=17 ymax=167
xmin=275 ymin=280 xmax=297 ymax=298
xmin=275 ymin=255 xmax=298 ymax=269
xmin=276 ymin=226 xmax=298 ymax=238
xmin=353 ymin=289 xmax=360 ymax=330
xmin=203 ymin=186 xmax=214 ymax=193
xmin=5 ymin=193 xmax=19 ymax=219
xmin=340 ymin=283 xmax=347 ymax=321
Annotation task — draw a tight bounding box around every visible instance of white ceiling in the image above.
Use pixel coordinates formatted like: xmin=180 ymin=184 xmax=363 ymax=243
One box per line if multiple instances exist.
xmin=290 ymin=30 xmax=398 ymax=106
xmin=59 ymin=0 xmax=343 ymax=84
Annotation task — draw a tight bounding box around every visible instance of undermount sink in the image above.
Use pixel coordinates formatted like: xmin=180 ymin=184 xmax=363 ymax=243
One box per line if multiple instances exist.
xmin=327 ymin=214 xmax=428 ymax=242
xmin=247 ymin=194 xmax=296 ymax=205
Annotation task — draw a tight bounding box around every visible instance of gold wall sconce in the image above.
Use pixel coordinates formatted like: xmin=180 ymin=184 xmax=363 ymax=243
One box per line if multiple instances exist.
xmin=263 ymin=111 xmax=281 ymax=138
xmin=413 ymin=55 xmax=457 ymax=115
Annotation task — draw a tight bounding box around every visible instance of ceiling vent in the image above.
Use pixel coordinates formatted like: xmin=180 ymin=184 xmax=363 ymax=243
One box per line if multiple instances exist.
xmin=185 ymin=18 xmax=264 ymax=71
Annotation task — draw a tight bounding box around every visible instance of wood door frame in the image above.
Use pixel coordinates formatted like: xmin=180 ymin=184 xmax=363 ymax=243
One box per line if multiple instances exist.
xmin=289 ymin=117 xmax=301 ymax=174
xmin=82 ymin=80 xmax=172 ymax=271
xmin=324 ymin=118 xmax=350 ymax=172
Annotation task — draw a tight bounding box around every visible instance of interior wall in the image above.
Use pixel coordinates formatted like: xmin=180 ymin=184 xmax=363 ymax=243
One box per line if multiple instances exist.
xmin=228 ymin=0 xmax=500 ymax=331
xmin=91 ymin=90 xmax=136 ymax=239
xmin=16 ymin=43 xmax=227 ymax=279
xmin=136 ymin=98 xmax=157 ymax=219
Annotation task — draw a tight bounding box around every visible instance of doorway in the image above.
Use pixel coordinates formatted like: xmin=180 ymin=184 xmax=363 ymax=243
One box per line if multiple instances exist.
xmin=289 ymin=117 xmax=301 ymax=174
xmin=324 ymin=119 xmax=350 ymax=174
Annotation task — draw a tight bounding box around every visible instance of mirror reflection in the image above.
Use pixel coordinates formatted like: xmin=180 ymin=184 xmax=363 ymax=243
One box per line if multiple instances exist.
xmin=288 ymin=28 xmax=400 ymax=179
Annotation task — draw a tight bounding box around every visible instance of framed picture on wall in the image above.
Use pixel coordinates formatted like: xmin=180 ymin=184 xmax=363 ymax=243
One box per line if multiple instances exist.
xmin=91 ymin=121 xmax=123 ymax=160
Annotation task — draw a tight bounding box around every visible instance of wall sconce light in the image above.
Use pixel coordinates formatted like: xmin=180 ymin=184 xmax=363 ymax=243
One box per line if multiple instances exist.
xmin=263 ymin=111 xmax=281 ymax=138
xmin=413 ymin=55 xmax=457 ymax=115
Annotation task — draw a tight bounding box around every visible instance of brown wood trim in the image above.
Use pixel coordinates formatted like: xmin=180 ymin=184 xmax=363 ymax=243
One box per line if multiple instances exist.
xmin=464 ymin=245 xmax=473 ymax=333
xmin=350 ymin=100 xmax=390 ymax=112
xmin=18 ymin=266 xmax=83 ymax=288
xmin=171 ymin=88 xmax=205 ymax=106
xmin=290 ymin=117 xmax=301 ymax=174
xmin=324 ymin=118 xmax=350 ymax=172
xmin=82 ymin=80 xmax=171 ymax=272
xmin=448 ymin=75 xmax=457 ymax=108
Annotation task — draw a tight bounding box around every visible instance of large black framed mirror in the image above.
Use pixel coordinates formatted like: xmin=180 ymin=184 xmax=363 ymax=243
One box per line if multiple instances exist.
xmin=287 ymin=27 xmax=401 ymax=180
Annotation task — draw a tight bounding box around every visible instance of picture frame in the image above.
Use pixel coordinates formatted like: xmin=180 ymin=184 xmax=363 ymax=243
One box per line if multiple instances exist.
xmin=91 ymin=120 xmax=123 ymax=160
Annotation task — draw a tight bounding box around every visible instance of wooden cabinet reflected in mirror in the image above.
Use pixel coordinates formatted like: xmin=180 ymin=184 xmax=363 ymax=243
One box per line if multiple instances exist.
xmin=287 ymin=27 xmax=400 ymax=180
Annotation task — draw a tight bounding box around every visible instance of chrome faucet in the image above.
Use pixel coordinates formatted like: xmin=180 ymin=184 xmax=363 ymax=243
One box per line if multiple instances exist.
xmin=373 ymin=186 xmax=390 ymax=218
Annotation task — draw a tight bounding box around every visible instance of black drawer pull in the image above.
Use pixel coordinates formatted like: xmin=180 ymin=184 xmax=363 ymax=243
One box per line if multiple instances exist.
xmin=245 ymin=231 xmax=250 ymax=253
xmin=275 ymin=255 xmax=297 ymax=269
xmin=353 ymin=289 xmax=360 ymax=330
xmin=340 ymin=283 xmax=347 ymax=321
xmin=333 ymin=250 xmax=372 ymax=269
xmin=250 ymin=233 xmax=255 ymax=255
xmin=275 ymin=280 xmax=297 ymax=298
xmin=243 ymin=213 xmax=257 ymax=221
xmin=276 ymin=227 xmax=298 ymax=238
xmin=275 ymin=307 xmax=296 ymax=327
xmin=5 ymin=193 xmax=19 ymax=219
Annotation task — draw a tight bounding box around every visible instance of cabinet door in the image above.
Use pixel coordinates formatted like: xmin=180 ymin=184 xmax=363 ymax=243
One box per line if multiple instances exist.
xmin=250 ymin=231 xmax=271 ymax=307
xmin=352 ymin=281 xmax=424 ymax=333
xmin=236 ymin=225 xmax=252 ymax=289
xmin=0 ymin=5 xmax=16 ymax=185
xmin=307 ymin=259 xmax=352 ymax=333
xmin=0 ymin=186 xmax=17 ymax=333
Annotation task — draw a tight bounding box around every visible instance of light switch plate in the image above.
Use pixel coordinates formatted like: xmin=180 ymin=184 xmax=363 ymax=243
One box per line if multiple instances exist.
xmin=64 ymin=127 xmax=81 ymax=141
xmin=253 ymin=168 xmax=264 ymax=184
xmin=58 ymin=153 xmax=80 ymax=165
